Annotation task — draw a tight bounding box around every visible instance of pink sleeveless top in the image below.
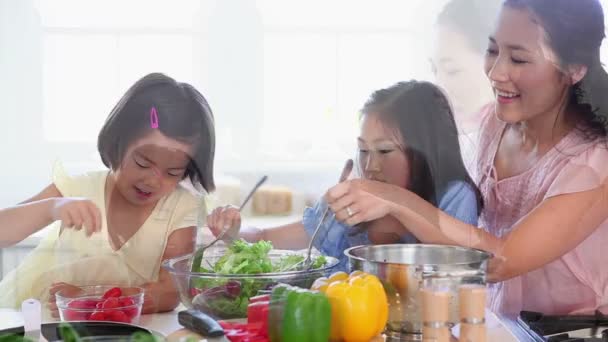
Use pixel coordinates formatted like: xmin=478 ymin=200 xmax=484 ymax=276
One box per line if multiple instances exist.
xmin=477 ymin=104 xmax=608 ymax=315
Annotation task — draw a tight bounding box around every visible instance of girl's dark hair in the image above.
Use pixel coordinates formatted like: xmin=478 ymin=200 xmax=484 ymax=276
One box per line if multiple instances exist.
xmin=504 ymin=0 xmax=608 ymax=140
xmin=98 ymin=73 xmax=216 ymax=192
xmin=437 ymin=0 xmax=503 ymax=54
xmin=361 ymin=80 xmax=483 ymax=215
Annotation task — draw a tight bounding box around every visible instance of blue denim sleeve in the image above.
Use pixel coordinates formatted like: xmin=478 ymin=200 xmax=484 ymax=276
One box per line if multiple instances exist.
xmin=438 ymin=181 xmax=479 ymax=226
xmin=397 ymin=181 xmax=478 ymax=244
xmin=302 ymin=199 xmax=371 ymax=272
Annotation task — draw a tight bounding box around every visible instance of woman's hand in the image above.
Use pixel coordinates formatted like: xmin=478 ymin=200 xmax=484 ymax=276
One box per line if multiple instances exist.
xmin=206 ymin=205 xmax=241 ymax=241
xmin=51 ymin=197 xmax=102 ymax=236
xmin=325 ymin=179 xmax=399 ymax=226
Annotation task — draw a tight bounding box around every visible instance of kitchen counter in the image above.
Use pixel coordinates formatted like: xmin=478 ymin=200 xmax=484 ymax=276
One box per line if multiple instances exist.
xmin=0 ymin=307 xmax=521 ymax=341
xmin=0 ymin=307 xmax=228 ymax=342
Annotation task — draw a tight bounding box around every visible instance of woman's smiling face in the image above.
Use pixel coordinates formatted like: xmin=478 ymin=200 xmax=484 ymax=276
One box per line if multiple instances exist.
xmin=484 ymin=6 xmax=571 ymax=124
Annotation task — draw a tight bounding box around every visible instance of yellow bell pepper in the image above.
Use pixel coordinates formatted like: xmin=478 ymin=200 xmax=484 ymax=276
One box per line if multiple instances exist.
xmin=311 ymin=271 xmax=388 ymax=342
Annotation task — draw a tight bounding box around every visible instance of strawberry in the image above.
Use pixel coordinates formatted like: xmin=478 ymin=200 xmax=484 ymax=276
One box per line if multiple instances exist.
xmin=89 ymin=311 xmax=106 ymax=321
xmin=102 ymin=287 xmax=122 ymax=299
xmin=67 ymin=299 xmax=99 ymax=309
xmin=101 ymin=297 xmax=120 ymax=309
xmin=107 ymin=310 xmax=130 ymax=323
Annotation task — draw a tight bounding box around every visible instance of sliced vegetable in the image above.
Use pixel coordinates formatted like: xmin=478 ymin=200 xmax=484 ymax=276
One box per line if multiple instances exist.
xmin=247 ymin=300 xmax=269 ymax=337
xmin=219 ymin=321 xmax=269 ymax=342
xmin=249 ymin=294 xmax=270 ymax=304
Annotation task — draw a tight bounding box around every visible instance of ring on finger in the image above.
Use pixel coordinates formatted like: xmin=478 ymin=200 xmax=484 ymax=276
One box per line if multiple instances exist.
xmin=346 ymin=206 xmax=354 ymax=217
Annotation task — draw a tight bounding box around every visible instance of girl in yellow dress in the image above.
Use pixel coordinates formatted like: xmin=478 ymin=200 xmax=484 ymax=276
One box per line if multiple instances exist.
xmin=0 ymin=73 xmax=215 ymax=317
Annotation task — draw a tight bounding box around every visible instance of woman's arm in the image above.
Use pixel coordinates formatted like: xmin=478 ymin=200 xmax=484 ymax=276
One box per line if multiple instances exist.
xmin=141 ymin=226 xmax=196 ymax=313
xmin=327 ymin=180 xmax=484 ymax=246
xmin=326 ymin=179 xmax=608 ymax=282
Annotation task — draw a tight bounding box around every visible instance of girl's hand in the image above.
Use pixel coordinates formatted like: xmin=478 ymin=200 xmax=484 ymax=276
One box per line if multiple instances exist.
xmin=206 ymin=205 xmax=241 ymax=241
xmin=141 ymin=286 xmax=160 ymax=314
xmin=51 ymin=197 xmax=102 ymax=236
xmin=325 ymin=179 xmax=397 ymax=226
xmin=47 ymin=282 xmax=81 ymax=318
xmin=239 ymin=226 xmax=264 ymax=243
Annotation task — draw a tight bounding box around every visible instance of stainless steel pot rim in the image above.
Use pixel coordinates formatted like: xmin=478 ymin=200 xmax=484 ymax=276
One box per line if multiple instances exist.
xmin=344 ymin=243 xmax=491 ymax=267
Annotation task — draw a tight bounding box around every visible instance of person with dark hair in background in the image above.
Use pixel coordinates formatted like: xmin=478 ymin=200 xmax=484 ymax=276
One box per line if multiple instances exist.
xmin=432 ymin=0 xmax=503 ymax=178
xmin=0 ymin=73 xmax=216 ymax=316
xmin=328 ymin=0 xmax=608 ymax=315
xmin=207 ymin=80 xmax=482 ymax=270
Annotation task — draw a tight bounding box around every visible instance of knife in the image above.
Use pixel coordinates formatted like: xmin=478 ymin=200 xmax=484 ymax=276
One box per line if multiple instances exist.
xmin=178 ymin=309 xmax=225 ymax=337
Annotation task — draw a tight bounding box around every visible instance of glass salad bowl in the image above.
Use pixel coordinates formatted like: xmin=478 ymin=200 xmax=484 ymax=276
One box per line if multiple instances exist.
xmin=162 ymin=241 xmax=339 ymax=320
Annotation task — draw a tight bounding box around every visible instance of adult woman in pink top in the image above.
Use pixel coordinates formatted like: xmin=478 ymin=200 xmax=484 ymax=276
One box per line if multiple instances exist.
xmin=325 ymin=0 xmax=608 ymax=315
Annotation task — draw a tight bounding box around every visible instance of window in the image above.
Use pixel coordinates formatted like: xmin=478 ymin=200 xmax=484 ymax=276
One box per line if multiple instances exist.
xmin=36 ymin=0 xmax=449 ymax=171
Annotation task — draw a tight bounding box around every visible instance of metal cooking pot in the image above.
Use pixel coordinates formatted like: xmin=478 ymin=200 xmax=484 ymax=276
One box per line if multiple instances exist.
xmin=345 ymin=244 xmax=490 ymax=337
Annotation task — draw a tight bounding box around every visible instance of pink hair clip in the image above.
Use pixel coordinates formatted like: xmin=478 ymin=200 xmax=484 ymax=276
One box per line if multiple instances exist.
xmin=150 ymin=107 xmax=159 ymax=129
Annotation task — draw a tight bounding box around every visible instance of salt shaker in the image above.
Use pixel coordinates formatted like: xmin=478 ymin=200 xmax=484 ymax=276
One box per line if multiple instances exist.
xmin=459 ymin=285 xmax=487 ymax=342
xmin=22 ymin=298 xmax=42 ymax=341
xmin=421 ymin=288 xmax=452 ymax=342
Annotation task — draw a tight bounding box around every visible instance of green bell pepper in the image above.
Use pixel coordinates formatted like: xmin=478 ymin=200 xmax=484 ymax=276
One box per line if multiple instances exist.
xmin=269 ymin=284 xmax=331 ymax=342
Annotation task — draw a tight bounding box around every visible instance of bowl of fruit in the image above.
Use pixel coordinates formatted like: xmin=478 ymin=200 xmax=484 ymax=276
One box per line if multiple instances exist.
xmin=55 ymin=285 xmax=144 ymax=324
